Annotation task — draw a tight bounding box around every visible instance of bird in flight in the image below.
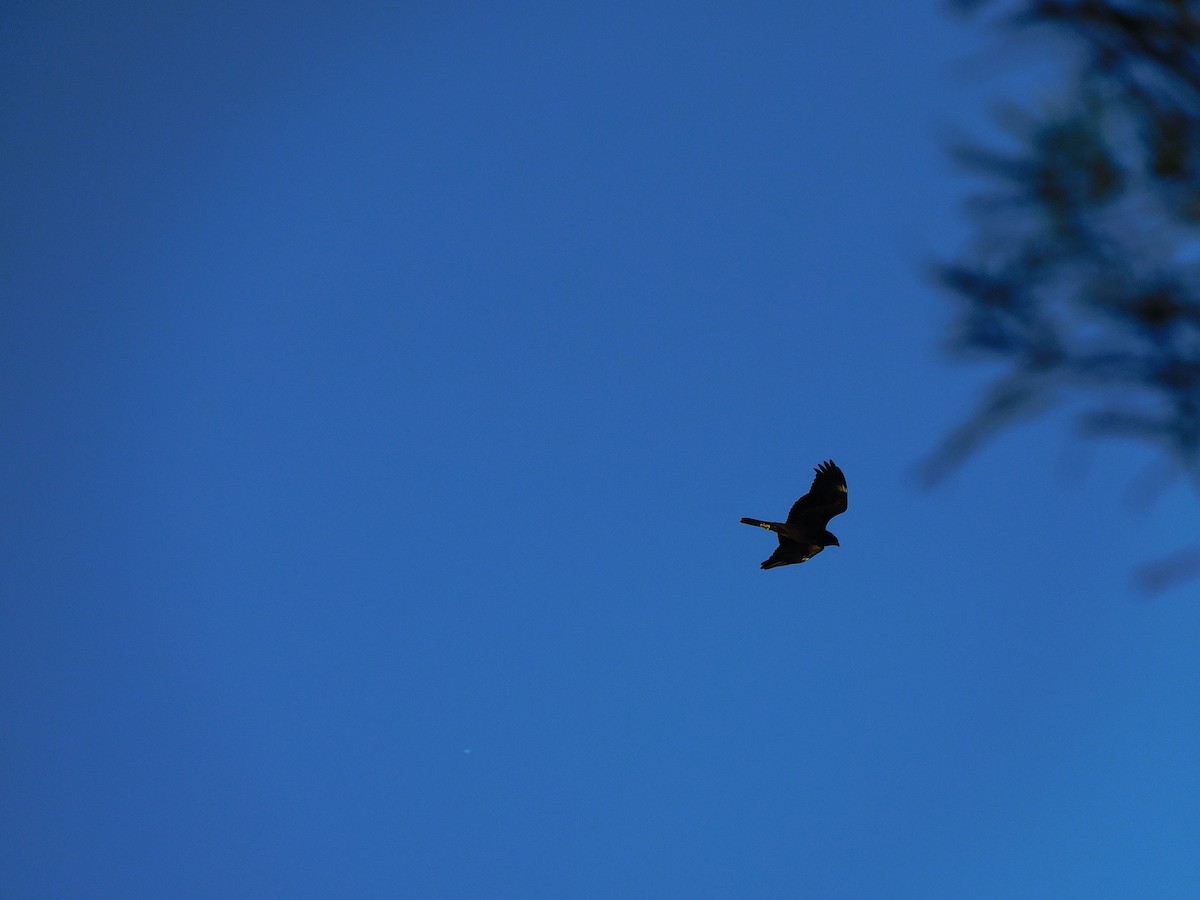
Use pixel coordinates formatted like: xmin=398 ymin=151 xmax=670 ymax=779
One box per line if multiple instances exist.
xmin=741 ymin=460 xmax=848 ymax=569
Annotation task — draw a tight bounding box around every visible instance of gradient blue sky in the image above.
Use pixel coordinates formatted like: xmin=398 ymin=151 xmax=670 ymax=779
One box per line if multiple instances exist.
xmin=4 ymin=2 xmax=1199 ymax=897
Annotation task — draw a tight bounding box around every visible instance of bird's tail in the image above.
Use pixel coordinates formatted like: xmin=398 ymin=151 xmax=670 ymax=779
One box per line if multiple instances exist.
xmin=740 ymin=517 xmax=779 ymax=532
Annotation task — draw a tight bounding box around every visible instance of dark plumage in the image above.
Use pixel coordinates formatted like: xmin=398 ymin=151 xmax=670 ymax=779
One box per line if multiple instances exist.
xmin=740 ymin=460 xmax=848 ymax=569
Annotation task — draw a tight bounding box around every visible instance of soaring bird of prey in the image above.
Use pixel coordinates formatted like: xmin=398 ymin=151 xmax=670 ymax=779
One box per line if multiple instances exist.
xmin=741 ymin=460 xmax=848 ymax=569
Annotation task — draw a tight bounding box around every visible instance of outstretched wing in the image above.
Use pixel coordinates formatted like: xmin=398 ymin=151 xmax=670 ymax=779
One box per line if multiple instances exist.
xmin=786 ymin=460 xmax=848 ymax=528
xmin=761 ymin=538 xmax=820 ymax=569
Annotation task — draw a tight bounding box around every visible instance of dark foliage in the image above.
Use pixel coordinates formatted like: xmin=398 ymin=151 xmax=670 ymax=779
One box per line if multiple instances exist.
xmin=932 ymin=0 xmax=1200 ymax=592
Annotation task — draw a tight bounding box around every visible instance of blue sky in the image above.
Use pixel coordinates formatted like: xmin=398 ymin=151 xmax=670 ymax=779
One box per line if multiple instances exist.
xmin=4 ymin=2 xmax=1199 ymax=897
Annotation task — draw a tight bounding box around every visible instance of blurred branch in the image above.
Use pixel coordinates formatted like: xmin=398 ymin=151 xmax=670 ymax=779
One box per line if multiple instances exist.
xmin=1134 ymin=541 xmax=1200 ymax=593
xmin=932 ymin=0 xmax=1200 ymax=594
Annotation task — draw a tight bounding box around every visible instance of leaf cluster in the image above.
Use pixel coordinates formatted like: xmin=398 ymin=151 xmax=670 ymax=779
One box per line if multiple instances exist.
xmin=933 ymin=0 xmax=1200 ymax=591
xmin=931 ymin=0 xmax=1200 ymax=484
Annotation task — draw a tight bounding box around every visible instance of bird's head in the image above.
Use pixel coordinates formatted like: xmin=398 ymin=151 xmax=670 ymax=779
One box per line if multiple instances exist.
xmin=823 ymin=531 xmax=840 ymax=548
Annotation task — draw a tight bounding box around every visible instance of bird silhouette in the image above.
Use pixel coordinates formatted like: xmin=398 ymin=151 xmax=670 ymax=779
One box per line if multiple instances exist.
xmin=741 ymin=460 xmax=848 ymax=569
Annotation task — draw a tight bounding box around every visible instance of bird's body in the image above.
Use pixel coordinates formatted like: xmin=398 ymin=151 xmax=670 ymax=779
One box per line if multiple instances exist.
xmin=741 ymin=460 xmax=848 ymax=569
